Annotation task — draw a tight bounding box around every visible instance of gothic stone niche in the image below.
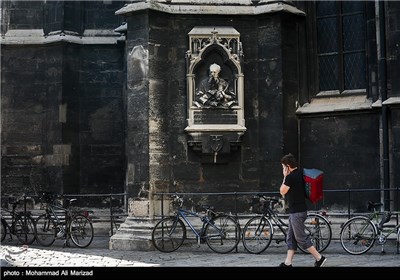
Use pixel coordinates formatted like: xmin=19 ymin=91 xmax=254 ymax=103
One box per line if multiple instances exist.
xmin=185 ymin=26 xmax=246 ymax=163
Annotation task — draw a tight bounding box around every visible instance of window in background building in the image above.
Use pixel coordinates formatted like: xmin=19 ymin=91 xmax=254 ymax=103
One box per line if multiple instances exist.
xmin=316 ymin=1 xmax=366 ymax=93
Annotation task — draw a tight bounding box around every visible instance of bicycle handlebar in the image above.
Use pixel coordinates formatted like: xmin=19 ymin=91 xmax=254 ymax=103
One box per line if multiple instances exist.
xmin=38 ymin=192 xmax=78 ymax=208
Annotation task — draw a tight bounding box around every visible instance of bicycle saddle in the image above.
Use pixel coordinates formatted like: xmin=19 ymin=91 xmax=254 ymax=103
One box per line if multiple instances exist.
xmin=367 ymin=201 xmax=383 ymax=211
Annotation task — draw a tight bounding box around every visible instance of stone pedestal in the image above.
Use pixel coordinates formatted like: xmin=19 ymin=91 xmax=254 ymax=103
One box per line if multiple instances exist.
xmin=109 ymin=217 xmax=156 ymax=251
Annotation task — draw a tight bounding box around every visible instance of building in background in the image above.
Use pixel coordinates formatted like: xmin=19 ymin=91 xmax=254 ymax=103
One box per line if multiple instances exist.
xmin=1 ymin=1 xmax=399 ymax=250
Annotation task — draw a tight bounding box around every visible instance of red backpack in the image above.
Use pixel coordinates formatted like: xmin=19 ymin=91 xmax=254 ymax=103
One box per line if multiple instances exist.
xmin=303 ymin=168 xmax=324 ymax=204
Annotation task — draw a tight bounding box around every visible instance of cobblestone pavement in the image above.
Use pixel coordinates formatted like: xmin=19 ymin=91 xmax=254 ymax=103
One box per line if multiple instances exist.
xmin=1 ymin=236 xmax=399 ymax=268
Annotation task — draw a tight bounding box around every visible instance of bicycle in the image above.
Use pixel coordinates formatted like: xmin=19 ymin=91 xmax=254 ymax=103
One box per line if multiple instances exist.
xmin=34 ymin=192 xmax=94 ymax=248
xmin=339 ymin=200 xmax=400 ymax=255
xmin=242 ymin=194 xmax=332 ymax=254
xmin=151 ymin=194 xmax=241 ymax=254
xmin=1 ymin=196 xmax=36 ymax=245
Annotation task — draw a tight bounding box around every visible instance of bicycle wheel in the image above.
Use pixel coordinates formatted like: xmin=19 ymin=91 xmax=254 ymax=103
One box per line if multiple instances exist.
xmin=69 ymin=214 xmax=94 ymax=248
xmin=1 ymin=218 xmax=7 ymax=242
xmin=340 ymin=216 xmax=376 ymax=255
xmin=242 ymin=215 xmax=273 ymax=254
xmin=14 ymin=214 xmax=36 ymax=245
xmin=151 ymin=217 xmax=186 ymax=253
xmin=34 ymin=214 xmax=56 ymax=247
xmin=204 ymin=214 xmax=240 ymax=254
xmin=299 ymin=213 xmax=332 ymax=254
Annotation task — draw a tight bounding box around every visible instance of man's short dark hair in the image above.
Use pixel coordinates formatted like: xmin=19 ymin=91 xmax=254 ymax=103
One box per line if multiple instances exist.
xmin=280 ymin=153 xmax=298 ymax=168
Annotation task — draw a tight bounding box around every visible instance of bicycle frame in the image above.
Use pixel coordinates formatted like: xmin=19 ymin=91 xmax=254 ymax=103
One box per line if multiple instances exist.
xmin=1 ymin=201 xmax=35 ymax=245
xmin=267 ymin=205 xmax=329 ymax=248
xmin=340 ymin=201 xmax=400 ymax=255
xmin=44 ymin=202 xmax=71 ymax=231
xmin=370 ymin=211 xmax=400 ymax=244
xmin=151 ymin=194 xmax=241 ymax=254
xmin=175 ymin=208 xmax=215 ymax=244
xmin=265 ymin=206 xmax=288 ymax=241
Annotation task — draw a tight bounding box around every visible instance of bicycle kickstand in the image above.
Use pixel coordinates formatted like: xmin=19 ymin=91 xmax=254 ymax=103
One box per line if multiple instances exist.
xmin=380 ymin=244 xmax=386 ymax=255
xmin=63 ymin=239 xmax=71 ymax=248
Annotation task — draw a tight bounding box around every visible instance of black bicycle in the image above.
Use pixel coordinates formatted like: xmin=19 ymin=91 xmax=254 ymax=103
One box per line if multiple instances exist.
xmin=1 ymin=196 xmax=36 ymax=245
xmin=340 ymin=200 xmax=400 ymax=255
xmin=151 ymin=194 xmax=241 ymax=254
xmin=34 ymin=192 xmax=94 ymax=248
xmin=242 ymin=194 xmax=332 ymax=254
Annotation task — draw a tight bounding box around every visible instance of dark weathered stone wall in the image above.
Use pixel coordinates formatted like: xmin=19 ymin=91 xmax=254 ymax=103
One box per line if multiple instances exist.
xmin=1 ymin=1 xmax=125 ymax=202
xmin=299 ymin=114 xmax=381 ymax=211
xmin=1 ymin=43 xmax=125 ymax=197
xmin=387 ymin=1 xmax=400 ymax=97
xmin=390 ymin=109 xmax=400 ymax=208
xmin=387 ymin=1 xmax=400 ymax=209
xmin=1 ymin=45 xmax=64 ymax=194
xmin=124 ymin=12 xmax=151 ymax=198
xmin=75 ymin=45 xmax=125 ymax=195
xmin=124 ymin=10 xmax=303 ymax=211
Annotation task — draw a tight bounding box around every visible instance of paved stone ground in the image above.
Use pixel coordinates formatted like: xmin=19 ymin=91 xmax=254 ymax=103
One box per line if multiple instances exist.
xmin=1 ymin=235 xmax=399 ymax=268
xmin=1 ymin=237 xmax=399 ymax=279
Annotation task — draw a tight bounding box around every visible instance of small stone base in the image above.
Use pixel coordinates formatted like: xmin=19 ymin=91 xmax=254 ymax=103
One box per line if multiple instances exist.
xmin=109 ymin=216 xmax=156 ymax=251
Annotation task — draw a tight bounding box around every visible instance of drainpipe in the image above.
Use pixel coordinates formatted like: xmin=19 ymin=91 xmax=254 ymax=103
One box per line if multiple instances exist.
xmin=377 ymin=0 xmax=390 ymax=211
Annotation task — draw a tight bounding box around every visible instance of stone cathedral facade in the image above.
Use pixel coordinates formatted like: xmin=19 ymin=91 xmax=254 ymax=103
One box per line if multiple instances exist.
xmin=1 ymin=1 xmax=399 ymax=250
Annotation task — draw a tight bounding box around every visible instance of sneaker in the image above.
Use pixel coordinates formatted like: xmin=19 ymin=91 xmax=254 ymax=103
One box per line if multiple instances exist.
xmin=279 ymin=262 xmax=292 ymax=267
xmin=314 ymin=256 xmax=327 ymax=267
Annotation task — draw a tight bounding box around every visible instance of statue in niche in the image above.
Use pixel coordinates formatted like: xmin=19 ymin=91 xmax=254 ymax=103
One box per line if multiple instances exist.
xmin=194 ymin=63 xmax=237 ymax=109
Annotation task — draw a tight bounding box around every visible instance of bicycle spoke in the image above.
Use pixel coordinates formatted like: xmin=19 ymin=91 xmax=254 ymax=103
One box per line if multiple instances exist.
xmin=34 ymin=214 xmax=56 ymax=247
xmin=242 ymin=216 xmax=273 ymax=254
xmin=340 ymin=216 xmax=375 ymax=255
xmin=303 ymin=214 xmax=332 ymax=254
xmin=14 ymin=215 xmax=36 ymax=245
xmin=205 ymin=215 xmax=240 ymax=254
xmin=151 ymin=217 xmax=185 ymax=253
xmin=69 ymin=215 xmax=94 ymax=248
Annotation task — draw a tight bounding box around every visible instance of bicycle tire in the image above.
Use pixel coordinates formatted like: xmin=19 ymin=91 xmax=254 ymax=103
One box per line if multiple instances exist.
xmin=69 ymin=214 xmax=94 ymax=248
xmin=299 ymin=213 xmax=332 ymax=254
xmin=151 ymin=217 xmax=186 ymax=253
xmin=242 ymin=215 xmax=273 ymax=254
xmin=1 ymin=218 xmax=7 ymax=242
xmin=204 ymin=214 xmax=240 ymax=254
xmin=14 ymin=214 xmax=36 ymax=245
xmin=340 ymin=216 xmax=376 ymax=255
xmin=34 ymin=214 xmax=56 ymax=247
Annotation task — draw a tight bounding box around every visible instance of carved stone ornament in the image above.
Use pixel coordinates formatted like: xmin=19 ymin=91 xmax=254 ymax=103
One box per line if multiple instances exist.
xmin=185 ymin=26 xmax=246 ymax=162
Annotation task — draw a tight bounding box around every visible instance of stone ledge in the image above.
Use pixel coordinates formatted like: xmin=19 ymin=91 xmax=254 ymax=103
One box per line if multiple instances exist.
xmin=296 ymin=95 xmax=374 ymax=115
xmin=1 ymin=29 xmax=120 ymax=45
xmin=116 ymin=0 xmax=305 ymax=16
